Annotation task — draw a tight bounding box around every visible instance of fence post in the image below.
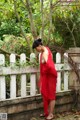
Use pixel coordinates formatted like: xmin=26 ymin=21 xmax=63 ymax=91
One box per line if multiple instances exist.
xmin=30 ymin=53 xmax=36 ymax=96
xmin=20 ymin=53 xmax=26 ymax=97
xmin=56 ymin=52 xmax=61 ymax=92
xmin=68 ymin=48 xmax=80 ymax=91
xmin=10 ymin=54 xmax=16 ymax=99
xmin=64 ymin=53 xmax=68 ymax=91
xmin=0 ymin=54 xmax=6 ymax=100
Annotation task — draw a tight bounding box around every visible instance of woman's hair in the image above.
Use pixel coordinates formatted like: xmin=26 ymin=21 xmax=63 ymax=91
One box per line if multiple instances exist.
xmin=32 ymin=38 xmax=43 ymax=49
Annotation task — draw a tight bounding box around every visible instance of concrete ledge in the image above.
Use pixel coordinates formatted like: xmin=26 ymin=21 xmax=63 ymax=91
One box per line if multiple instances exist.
xmin=0 ymin=90 xmax=77 ymax=120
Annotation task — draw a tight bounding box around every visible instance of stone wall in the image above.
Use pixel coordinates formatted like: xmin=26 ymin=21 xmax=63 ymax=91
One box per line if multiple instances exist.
xmin=0 ymin=90 xmax=76 ymax=120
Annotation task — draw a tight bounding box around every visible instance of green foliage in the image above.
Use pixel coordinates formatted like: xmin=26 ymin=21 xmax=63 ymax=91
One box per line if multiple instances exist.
xmin=0 ymin=35 xmax=28 ymax=54
xmin=0 ymin=0 xmax=14 ymax=21
xmin=53 ymin=8 xmax=80 ymax=48
xmin=0 ymin=33 xmax=34 ymax=55
xmin=0 ymin=20 xmax=21 ymax=40
xmin=0 ymin=0 xmax=80 ymax=53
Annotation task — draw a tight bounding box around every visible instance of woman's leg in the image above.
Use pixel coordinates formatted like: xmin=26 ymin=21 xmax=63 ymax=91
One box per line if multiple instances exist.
xmin=46 ymin=100 xmax=55 ymax=119
xmin=49 ymin=100 xmax=55 ymax=114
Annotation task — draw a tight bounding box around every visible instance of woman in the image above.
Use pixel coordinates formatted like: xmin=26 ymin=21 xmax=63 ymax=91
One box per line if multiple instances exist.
xmin=32 ymin=38 xmax=57 ymax=120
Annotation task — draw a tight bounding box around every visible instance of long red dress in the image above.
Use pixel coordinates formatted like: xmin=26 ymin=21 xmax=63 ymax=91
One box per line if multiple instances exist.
xmin=40 ymin=47 xmax=57 ymax=100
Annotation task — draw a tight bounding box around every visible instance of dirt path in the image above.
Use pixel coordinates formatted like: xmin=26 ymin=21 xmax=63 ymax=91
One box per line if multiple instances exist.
xmin=30 ymin=112 xmax=80 ymax=120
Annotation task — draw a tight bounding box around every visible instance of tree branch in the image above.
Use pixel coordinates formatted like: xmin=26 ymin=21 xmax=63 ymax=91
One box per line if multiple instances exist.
xmin=64 ymin=21 xmax=77 ymax=47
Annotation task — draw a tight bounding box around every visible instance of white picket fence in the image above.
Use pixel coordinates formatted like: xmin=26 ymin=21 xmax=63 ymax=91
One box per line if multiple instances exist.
xmin=0 ymin=52 xmax=71 ymax=101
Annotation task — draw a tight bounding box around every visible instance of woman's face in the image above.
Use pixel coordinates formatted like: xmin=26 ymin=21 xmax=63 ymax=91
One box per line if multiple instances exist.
xmin=35 ymin=45 xmax=42 ymax=52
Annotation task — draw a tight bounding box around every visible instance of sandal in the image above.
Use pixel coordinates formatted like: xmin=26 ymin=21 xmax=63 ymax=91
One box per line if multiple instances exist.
xmin=40 ymin=113 xmax=45 ymax=118
xmin=46 ymin=117 xmax=53 ymax=120
xmin=46 ymin=114 xmax=54 ymax=120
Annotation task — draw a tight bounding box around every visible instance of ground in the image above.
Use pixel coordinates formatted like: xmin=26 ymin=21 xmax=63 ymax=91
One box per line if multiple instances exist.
xmin=30 ymin=111 xmax=80 ymax=120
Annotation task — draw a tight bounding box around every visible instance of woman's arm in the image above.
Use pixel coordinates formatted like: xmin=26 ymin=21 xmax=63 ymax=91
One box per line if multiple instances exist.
xmin=42 ymin=50 xmax=48 ymax=63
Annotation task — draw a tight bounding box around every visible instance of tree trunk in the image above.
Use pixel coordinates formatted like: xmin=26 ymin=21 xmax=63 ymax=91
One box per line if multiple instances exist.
xmin=26 ymin=0 xmax=37 ymax=39
xmin=40 ymin=0 xmax=44 ymax=40
xmin=47 ymin=0 xmax=55 ymax=44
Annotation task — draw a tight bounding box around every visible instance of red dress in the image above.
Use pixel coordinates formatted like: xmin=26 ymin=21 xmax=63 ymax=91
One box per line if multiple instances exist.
xmin=40 ymin=47 xmax=57 ymax=100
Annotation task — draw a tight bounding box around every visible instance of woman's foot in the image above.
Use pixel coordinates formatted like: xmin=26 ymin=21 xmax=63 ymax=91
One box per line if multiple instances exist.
xmin=46 ymin=114 xmax=54 ymax=120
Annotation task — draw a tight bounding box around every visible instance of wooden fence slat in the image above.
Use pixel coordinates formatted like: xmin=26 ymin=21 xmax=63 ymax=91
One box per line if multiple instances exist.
xmin=0 ymin=54 xmax=6 ymax=100
xmin=30 ymin=53 xmax=36 ymax=96
xmin=30 ymin=53 xmax=36 ymax=63
xmin=30 ymin=74 xmax=36 ymax=96
xmin=0 ymin=76 xmax=6 ymax=100
xmin=10 ymin=54 xmax=16 ymax=99
xmin=64 ymin=53 xmax=69 ymax=91
xmin=20 ymin=53 xmax=26 ymax=97
xmin=56 ymin=53 xmax=62 ymax=92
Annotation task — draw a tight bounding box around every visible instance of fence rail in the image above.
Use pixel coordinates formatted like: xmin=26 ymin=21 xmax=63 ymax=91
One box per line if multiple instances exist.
xmin=0 ymin=52 xmax=79 ymax=101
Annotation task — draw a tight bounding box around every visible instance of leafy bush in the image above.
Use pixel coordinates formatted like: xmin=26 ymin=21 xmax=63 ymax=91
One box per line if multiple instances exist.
xmin=0 ymin=19 xmax=21 ymax=40
xmin=0 ymin=34 xmax=32 ymax=56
